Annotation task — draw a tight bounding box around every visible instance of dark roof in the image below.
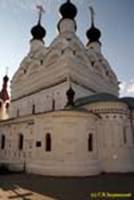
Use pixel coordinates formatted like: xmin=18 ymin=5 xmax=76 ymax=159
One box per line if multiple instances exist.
xmin=75 ymin=93 xmax=134 ymax=109
xmin=75 ymin=93 xmax=119 ymax=107
xmin=120 ymin=97 xmax=134 ymax=109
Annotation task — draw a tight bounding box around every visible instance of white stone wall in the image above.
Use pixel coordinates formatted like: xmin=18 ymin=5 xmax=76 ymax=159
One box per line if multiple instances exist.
xmin=0 ymin=99 xmax=10 ymax=120
xmin=84 ymin=101 xmax=134 ymax=172
xmin=0 ymin=117 xmax=34 ymax=164
xmin=11 ymin=21 xmax=119 ymax=102
xmin=9 ymin=80 xmax=93 ymax=118
xmin=0 ymin=110 xmax=101 ymax=176
xmin=27 ymin=111 xmax=101 ymax=176
xmin=0 ymin=104 xmax=134 ymax=176
xmin=10 ymin=82 xmax=67 ymax=118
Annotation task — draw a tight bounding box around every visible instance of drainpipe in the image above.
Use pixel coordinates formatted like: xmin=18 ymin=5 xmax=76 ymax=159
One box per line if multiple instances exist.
xmin=129 ymin=107 xmax=134 ymax=144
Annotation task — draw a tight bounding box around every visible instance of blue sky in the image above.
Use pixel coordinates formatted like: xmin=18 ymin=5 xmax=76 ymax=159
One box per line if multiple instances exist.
xmin=0 ymin=0 xmax=134 ymax=97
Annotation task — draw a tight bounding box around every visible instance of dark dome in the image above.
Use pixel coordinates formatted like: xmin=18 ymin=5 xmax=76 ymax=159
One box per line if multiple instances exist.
xmin=3 ymin=75 xmax=9 ymax=82
xmin=59 ymin=0 xmax=77 ymax=19
xmin=66 ymin=86 xmax=75 ymax=107
xmin=31 ymin=24 xmax=46 ymax=40
xmin=66 ymin=87 xmax=75 ymax=97
xmin=0 ymin=75 xmax=9 ymax=102
xmin=86 ymin=25 xmax=101 ymax=43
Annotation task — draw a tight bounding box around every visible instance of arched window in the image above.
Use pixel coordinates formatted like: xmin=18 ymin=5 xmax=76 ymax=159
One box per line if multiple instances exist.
xmin=32 ymin=104 xmax=35 ymax=114
xmin=45 ymin=133 xmax=51 ymax=151
xmin=40 ymin=59 xmax=43 ymax=65
xmin=123 ymin=127 xmax=127 ymax=144
xmin=1 ymin=135 xmax=5 ymax=150
xmin=52 ymin=99 xmax=55 ymax=111
xmin=6 ymin=103 xmax=9 ymax=109
xmin=19 ymin=134 xmax=24 ymax=150
xmin=88 ymin=134 xmax=93 ymax=152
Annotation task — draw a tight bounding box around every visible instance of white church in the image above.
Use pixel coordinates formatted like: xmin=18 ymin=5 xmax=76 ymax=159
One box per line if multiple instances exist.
xmin=0 ymin=0 xmax=134 ymax=176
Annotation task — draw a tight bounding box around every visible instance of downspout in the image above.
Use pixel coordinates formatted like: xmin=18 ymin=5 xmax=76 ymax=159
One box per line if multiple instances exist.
xmin=129 ymin=107 xmax=134 ymax=144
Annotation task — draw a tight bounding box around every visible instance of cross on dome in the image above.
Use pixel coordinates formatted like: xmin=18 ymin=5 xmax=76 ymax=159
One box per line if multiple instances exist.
xmin=36 ymin=5 xmax=45 ymax=25
xmin=31 ymin=5 xmax=46 ymax=41
xmin=86 ymin=5 xmax=101 ymax=44
xmin=89 ymin=6 xmax=95 ymax=26
xmin=5 ymin=67 xmax=9 ymax=76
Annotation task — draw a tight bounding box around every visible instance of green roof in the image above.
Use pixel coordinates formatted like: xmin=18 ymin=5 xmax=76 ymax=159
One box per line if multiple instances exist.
xmin=121 ymin=97 xmax=134 ymax=109
xmin=75 ymin=93 xmax=119 ymax=106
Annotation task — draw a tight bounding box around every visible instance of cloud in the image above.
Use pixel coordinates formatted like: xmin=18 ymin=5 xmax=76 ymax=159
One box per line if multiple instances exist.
xmin=120 ymin=80 xmax=134 ymax=97
xmin=127 ymin=83 xmax=134 ymax=93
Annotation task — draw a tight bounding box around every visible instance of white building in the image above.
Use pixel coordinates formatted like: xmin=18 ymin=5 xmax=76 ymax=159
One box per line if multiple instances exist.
xmin=0 ymin=0 xmax=134 ymax=176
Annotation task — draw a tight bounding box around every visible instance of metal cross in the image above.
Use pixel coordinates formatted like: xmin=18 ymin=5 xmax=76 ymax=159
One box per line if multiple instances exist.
xmin=89 ymin=6 xmax=95 ymax=26
xmin=5 ymin=67 xmax=9 ymax=75
xmin=36 ymin=5 xmax=45 ymax=24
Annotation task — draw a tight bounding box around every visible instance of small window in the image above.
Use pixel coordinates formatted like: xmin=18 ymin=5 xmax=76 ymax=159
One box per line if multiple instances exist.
xmin=91 ymin=61 xmax=95 ymax=66
xmin=61 ymin=50 xmax=64 ymax=54
xmin=40 ymin=60 xmax=43 ymax=65
xmin=1 ymin=135 xmax=5 ymax=150
xmin=6 ymin=103 xmax=9 ymax=109
xmin=66 ymin=38 xmax=71 ymax=41
xmin=45 ymin=133 xmax=51 ymax=152
xmin=73 ymin=50 xmax=76 ymax=55
xmin=19 ymin=134 xmax=24 ymax=150
xmin=52 ymin=99 xmax=55 ymax=111
xmin=0 ymin=102 xmax=2 ymax=108
xmin=123 ymin=127 xmax=127 ymax=144
xmin=88 ymin=134 xmax=93 ymax=152
xmin=24 ymin=69 xmax=27 ymax=74
xmin=106 ymin=71 xmax=109 ymax=76
xmin=32 ymin=104 xmax=35 ymax=114
xmin=36 ymin=141 xmax=42 ymax=147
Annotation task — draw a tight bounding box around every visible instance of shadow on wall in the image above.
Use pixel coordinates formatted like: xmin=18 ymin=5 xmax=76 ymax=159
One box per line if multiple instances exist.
xmin=0 ymin=173 xmax=134 ymax=200
xmin=0 ymin=164 xmax=11 ymax=175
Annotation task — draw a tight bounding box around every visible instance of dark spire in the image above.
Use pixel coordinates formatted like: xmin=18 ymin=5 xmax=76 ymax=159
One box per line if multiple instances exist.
xmin=66 ymin=85 xmax=75 ymax=107
xmin=31 ymin=5 xmax=46 ymax=41
xmin=0 ymin=75 xmax=9 ymax=102
xmin=59 ymin=0 xmax=77 ymax=19
xmin=86 ymin=6 xmax=101 ymax=43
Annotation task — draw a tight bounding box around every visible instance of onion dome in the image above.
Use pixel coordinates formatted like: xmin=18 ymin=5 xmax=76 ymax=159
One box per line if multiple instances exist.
xmin=66 ymin=86 xmax=75 ymax=106
xmin=86 ymin=6 xmax=101 ymax=43
xmin=31 ymin=24 xmax=46 ymax=40
xmin=59 ymin=0 xmax=77 ymax=19
xmin=86 ymin=25 xmax=101 ymax=43
xmin=3 ymin=75 xmax=9 ymax=83
xmin=31 ymin=5 xmax=46 ymax=41
xmin=0 ymin=75 xmax=9 ymax=102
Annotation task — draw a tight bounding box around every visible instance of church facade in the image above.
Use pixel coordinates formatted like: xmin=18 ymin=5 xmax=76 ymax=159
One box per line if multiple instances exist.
xmin=0 ymin=0 xmax=134 ymax=176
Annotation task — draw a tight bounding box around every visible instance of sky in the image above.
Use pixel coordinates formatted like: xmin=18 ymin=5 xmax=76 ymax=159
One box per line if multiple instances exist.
xmin=0 ymin=0 xmax=134 ymax=97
